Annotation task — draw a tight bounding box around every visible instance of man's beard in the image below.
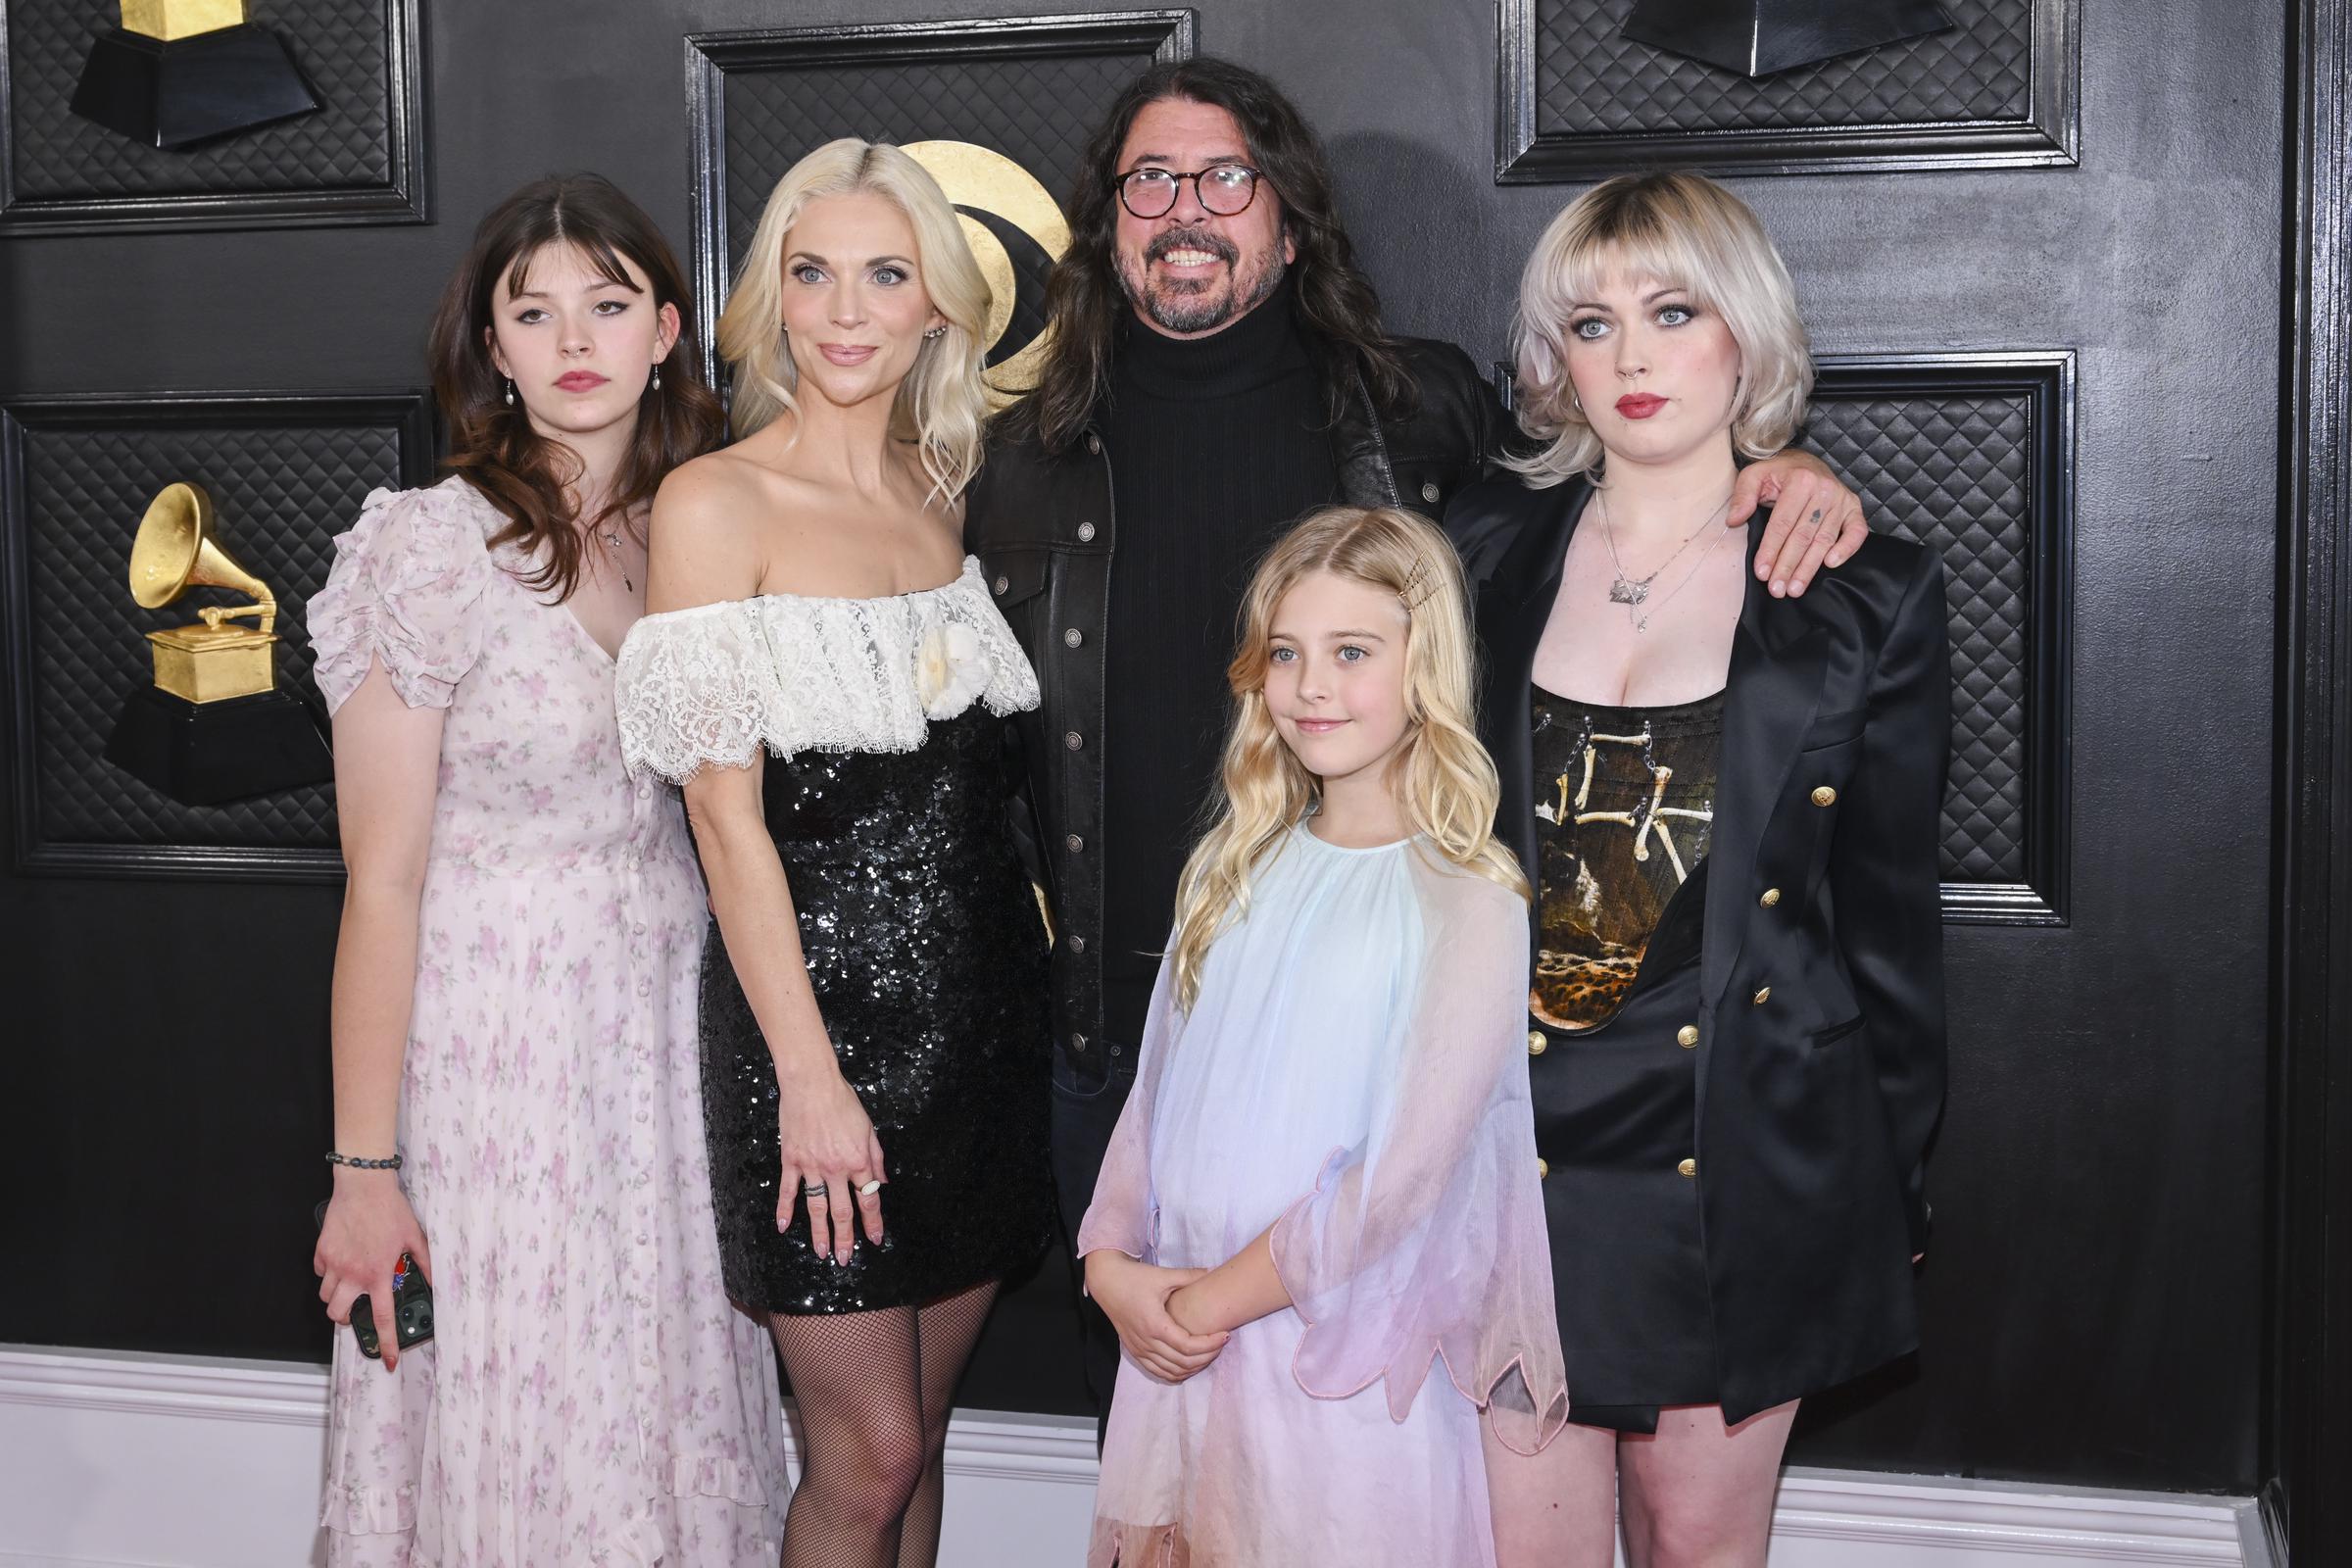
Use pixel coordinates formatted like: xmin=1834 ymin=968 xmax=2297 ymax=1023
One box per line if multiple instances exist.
xmin=1117 ymin=225 xmax=1288 ymax=335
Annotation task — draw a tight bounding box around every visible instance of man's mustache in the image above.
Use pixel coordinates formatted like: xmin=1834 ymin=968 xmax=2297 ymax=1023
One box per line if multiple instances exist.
xmin=1145 ymin=227 xmax=1240 ymax=266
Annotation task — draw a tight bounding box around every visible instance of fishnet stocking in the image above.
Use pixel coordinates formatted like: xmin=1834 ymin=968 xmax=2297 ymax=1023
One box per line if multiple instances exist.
xmin=768 ymin=1279 xmax=1000 ymax=1568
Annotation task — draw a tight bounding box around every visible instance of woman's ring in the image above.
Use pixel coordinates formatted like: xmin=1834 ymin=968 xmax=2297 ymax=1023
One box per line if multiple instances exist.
xmin=858 ymin=1179 xmax=883 ymax=1197
xmin=803 ymin=1181 xmax=828 ymax=1197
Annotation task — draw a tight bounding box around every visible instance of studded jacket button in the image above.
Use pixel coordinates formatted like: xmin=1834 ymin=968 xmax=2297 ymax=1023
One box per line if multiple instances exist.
xmin=1752 ymin=986 xmax=1772 ymax=1005
xmin=993 ymin=574 xmax=1008 ymax=595
xmin=1537 ymin=1157 xmax=1550 ymax=1179
xmin=1063 ymin=627 xmax=1083 ymax=647
xmin=1071 ymin=1033 xmax=1088 ymax=1053
xmin=1076 ymin=520 xmax=1097 ymax=542
xmin=1812 ymin=785 xmax=1838 ymax=808
xmin=1677 ymin=1157 xmax=1697 ymax=1179
xmin=1065 ymin=833 xmax=1084 ymax=853
xmin=1420 ymin=481 xmax=1441 ymax=504
xmin=1759 ymin=887 xmax=1782 ymax=907
xmin=1068 ymin=935 xmax=1086 ymax=954
xmin=1065 ymin=731 xmax=1084 ymax=751
xmin=1677 ymin=1024 xmax=1699 ymax=1048
xmin=1526 ymin=1029 xmax=1546 ymax=1056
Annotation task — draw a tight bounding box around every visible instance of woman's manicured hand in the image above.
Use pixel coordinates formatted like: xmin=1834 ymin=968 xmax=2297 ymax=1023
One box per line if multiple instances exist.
xmin=1728 ymin=452 xmax=1872 ymax=598
xmin=776 ymin=1063 xmax=886 ymax=1264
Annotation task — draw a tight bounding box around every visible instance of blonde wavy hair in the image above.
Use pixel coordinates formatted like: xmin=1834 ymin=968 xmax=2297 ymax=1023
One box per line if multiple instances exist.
xmin=715 ymin=138 xmax=992 ymax=502
xmin=1507 ymin=170 xmax=1813 ymax=488
xmin=1166 ymin=507 xmax=1528 ymax=1011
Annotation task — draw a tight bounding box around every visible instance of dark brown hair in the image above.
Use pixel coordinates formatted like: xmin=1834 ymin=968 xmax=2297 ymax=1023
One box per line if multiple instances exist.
xmin=427 ymin=172 xmax=723 ymax=601
xmin=1012 ymin=57 xmax=1414 ymax=455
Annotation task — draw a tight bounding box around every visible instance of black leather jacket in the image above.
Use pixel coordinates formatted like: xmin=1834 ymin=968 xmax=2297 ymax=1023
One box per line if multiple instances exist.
xmin=963 ymin=336 xmax=1507 ymax=1082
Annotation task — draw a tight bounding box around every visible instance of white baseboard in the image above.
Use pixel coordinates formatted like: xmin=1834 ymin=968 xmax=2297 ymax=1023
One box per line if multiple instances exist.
xmin=0 ymin=1346 xmax=2255 ymax=1568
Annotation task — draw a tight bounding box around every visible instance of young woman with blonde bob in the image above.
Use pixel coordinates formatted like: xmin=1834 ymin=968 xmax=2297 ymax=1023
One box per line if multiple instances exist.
xmin=1450 ymin=171 xmax=1950 ymax=1567
xmin=613 ymin=139 xmax=1052 ymax=1568
xmin=1076 ymin=506 xmax=1569 ymax=1567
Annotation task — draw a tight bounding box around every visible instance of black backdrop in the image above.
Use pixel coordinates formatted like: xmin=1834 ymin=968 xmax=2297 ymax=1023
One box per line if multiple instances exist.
xmin=0 ymin=0 xmax=2292 ymax=1501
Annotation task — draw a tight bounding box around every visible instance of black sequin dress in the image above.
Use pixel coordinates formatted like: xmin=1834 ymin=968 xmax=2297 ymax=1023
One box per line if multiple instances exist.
xmin=614 ymin=559 xmax=1053 ymax=1314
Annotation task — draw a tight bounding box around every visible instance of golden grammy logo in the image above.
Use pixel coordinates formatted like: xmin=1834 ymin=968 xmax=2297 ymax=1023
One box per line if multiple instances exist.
xmin=901 ymin=141 xmax=1069 ymax=407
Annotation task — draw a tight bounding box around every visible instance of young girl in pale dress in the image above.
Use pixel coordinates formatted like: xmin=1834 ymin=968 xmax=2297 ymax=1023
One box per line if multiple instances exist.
xmin=1076 ymin=506 xmax=1571 ymax=1567
xmin=308 ymin=174 xmax=785 ymax=1565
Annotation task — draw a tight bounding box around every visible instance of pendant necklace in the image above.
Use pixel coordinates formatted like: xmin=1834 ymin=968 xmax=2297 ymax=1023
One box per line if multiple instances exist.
xmin=1627 ymin=521 xmax=1733 ymax=633
xmin=602 ymin=524 xmax=634 ymax=593
xmin=1598 ymin=487 xmax=1734 ymax=608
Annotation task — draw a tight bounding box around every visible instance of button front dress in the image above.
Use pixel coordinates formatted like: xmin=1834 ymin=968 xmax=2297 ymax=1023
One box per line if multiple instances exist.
xmin=613 ymin=561 xmax=1053 ymax=1314
xmin=309 ymin=477 xmax=785 ymax=1566
xmin=1528 ymin=687 xmax=1725 ymax=1429
xmin=1076 ymin=829 xmax=1567 ymax=1568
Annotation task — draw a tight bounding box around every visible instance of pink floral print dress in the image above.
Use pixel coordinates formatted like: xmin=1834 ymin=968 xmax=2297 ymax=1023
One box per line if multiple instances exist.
xmin=307 ymin=476 xmax=786 ymax=1567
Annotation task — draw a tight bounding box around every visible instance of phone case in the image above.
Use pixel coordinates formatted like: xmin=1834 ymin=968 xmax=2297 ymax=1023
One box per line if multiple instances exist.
xmin=352 ymin=1250 xmax=434 ymax=1360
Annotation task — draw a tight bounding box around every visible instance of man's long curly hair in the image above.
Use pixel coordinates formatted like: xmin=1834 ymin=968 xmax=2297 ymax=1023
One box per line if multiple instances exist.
xmin=1011 ymin=57 xmax=1415 ymax=455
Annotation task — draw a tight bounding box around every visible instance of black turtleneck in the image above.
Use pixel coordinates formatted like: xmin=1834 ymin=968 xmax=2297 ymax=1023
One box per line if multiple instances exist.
xmin=1099 ymin=277 xmax=1339 ymax=1046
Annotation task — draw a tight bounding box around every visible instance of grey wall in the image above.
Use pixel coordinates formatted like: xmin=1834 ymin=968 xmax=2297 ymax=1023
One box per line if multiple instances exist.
xmin=0 ymin=0 xmax=2283 ymax=1496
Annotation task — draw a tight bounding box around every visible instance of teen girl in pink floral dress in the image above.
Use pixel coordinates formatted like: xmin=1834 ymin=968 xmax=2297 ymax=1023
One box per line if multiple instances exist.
xmin=309 ymin=175 xmax=784 ymax=1566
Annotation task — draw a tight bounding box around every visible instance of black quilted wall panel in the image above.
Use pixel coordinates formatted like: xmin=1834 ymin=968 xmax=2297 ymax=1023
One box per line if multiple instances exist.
xmin=1497 ymin=0 xmax=2077 ymax=178
xmin=1809 ymin=395 xmax=2027 ymax=880
xmin=2 ymin=395 xmax=431 ymax=874
xmin=1808 ymin=355 xmax=2071 ymax=920
xmin=1536 ymin=0 xmax=2030 ymax=134
xmin=0 ymin=0 xmax=425 ymax=228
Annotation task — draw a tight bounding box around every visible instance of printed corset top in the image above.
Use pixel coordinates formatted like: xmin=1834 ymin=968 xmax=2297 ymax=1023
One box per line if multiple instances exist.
xmin=1529 ymin=685 xmax=1725 ymax=1032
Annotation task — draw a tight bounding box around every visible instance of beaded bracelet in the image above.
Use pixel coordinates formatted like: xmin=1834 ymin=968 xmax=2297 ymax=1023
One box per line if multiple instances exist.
xmin=325 ymin=1152 xmax=404 ymax=1171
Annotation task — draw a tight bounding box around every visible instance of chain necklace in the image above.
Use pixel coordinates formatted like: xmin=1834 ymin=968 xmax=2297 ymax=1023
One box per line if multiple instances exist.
xmin=1598 ymin=487 xmax=1734 ymax=608
xmin=1625 ymin=517 xmax=1733 ymax=633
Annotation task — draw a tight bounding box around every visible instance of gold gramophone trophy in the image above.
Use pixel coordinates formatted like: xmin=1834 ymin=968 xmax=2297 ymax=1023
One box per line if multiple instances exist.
xmin=103 ymin=482 xmax=332 ymax=806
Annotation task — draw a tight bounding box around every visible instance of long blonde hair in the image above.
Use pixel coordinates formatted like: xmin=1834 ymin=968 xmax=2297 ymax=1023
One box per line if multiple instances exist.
xmin=1166 ymin=507 xmax=1528 ymax=1011
xmin=714 ymin=138 xmax=992 ymax=502
xmin=1506 ymin=170 xmax=1812 ymax=487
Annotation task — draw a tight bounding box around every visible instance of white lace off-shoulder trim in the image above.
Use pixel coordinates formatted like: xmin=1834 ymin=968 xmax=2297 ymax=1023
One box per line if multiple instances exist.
xmin=614 ymin=556 xmax=1041 ymax=784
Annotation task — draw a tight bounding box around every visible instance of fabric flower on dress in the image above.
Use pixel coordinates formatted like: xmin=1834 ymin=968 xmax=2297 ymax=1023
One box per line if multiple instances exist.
xmin=914 ymin=620 xmax=987 ymax=717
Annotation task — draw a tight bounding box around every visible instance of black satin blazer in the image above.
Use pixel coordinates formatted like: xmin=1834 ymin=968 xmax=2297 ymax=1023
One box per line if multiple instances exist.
xmin=1447 ymin=473 xmax=1951 ymax=1419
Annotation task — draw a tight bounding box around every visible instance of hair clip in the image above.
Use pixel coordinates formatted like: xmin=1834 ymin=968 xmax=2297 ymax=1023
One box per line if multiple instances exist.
xmin=1397 ymin=560 xmax=1440 ymax=609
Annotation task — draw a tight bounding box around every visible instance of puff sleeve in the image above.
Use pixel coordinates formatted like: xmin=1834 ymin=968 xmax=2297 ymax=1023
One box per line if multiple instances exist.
xmin=306 ymin=483 xmax=496 ymax=714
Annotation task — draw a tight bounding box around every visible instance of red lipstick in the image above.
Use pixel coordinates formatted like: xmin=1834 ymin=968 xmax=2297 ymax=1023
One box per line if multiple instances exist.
xmin=1615 ymin=394 xmax=1666 ymax=418
xmin=555 ymin=371 xmax=608 ymax=393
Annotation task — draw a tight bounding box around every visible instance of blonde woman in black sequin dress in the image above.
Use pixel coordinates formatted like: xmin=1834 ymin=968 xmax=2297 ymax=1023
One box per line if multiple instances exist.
xmin=614 ymin=140 xmax=1051 ymax=1568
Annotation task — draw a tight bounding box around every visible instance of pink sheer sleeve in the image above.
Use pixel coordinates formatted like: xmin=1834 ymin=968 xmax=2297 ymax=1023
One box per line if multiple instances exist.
xmin=1072 ymin=955 xmax=1180 ymax=1266
xmin=307 ymin=482 xmax=495 ymax=714
xmin=1268 ymin=856 xmax=1570 ymax=1454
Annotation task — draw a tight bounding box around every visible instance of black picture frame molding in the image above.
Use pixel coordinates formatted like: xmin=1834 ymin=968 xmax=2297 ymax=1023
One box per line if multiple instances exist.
xmin=1 ymin=389 xmax=434 ymax=883
xmin=1496 ymin=0 xmax=2081 ymax=181
xmin=0 ymin=0 xmax=430 ymax=234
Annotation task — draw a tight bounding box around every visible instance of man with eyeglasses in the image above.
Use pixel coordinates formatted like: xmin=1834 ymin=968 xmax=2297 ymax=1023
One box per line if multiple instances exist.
xmin=963 ymin=55 xmax=1865 ymax=1432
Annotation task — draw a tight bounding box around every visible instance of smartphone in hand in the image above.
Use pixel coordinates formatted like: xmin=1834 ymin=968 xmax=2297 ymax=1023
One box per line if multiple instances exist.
xmin=315 ymin=1200 xmax=435 ymax=1359
xmin=352 ymin=1251 xmax=434 ymax=1361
